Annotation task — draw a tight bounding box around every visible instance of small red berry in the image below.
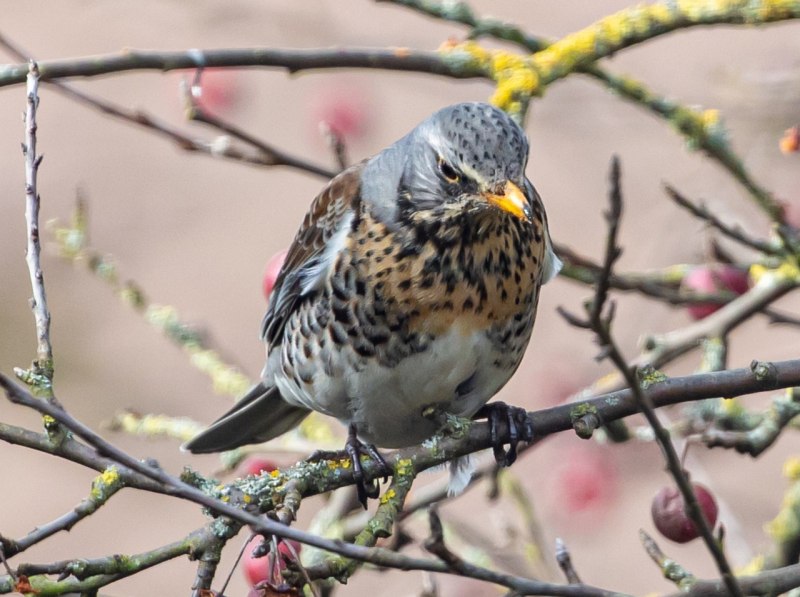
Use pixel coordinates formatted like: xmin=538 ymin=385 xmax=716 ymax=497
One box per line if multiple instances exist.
xmin=241 ymin=535 xmax=302 ymax=587
xmin=682 ymin=265 xmax=750 ymax=320
xmin=314 ymin=92 xmax=369 ymax=140
xmin=239 ymin=457 xmax=278 ymax=478
xmin=651 ymin=483 xmax=718 ymax=543
xmin=262 ymin=249 xmax=288 ymax=302
xmin=242 ymin=536 xmax=270 ymax=587
xmin=190 ymin=68 xmax=241 ymax=114
xmin=277 ymin=540 xmax=302 ymax=562
xmin=551 ymin=448 xmax=617 ymax=514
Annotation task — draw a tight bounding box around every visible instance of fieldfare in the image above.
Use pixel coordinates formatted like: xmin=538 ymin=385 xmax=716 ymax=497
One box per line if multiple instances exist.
xmin=185 ymin=102 xmax=561 ymax=503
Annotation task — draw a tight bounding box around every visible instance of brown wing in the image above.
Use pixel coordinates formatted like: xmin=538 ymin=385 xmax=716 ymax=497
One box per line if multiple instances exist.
xmin=261 ymin=161 xmax=365 ymax=346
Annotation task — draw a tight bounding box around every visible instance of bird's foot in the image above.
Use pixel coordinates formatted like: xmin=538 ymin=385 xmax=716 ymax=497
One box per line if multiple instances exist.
xmin=345 ymin=425 xmax=389 ymax=508
xmin=306 ymin=424 xmax=388 ymax=509
xmin=474 ymin=402 xmax=534 ymax=466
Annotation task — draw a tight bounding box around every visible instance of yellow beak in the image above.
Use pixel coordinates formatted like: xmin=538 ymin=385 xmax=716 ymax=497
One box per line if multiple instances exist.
xmin=484 ymin=181 xmax=532 ymax=222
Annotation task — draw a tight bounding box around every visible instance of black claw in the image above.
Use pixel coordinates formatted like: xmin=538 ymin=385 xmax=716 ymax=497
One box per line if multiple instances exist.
xmin=306 ymin=424 xmax=389 ymax=508
xmin=304 ymin=426 xmax=388 ymax=508
xmin=345 ymin=423 xmax=386 ymax=509
xmin=475 ymin=402 xmax=534 ymax=467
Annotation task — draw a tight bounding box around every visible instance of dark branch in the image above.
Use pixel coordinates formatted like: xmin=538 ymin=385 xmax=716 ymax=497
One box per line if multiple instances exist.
xmin=664 ymin=184 xmax=780 ymax=256
xmin=0 ymin=47 xmax=475 ymax=88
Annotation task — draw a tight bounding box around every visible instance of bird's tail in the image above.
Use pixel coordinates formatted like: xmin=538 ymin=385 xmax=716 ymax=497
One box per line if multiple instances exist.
xmin=182 ymin=382 xmax=310 ymax=454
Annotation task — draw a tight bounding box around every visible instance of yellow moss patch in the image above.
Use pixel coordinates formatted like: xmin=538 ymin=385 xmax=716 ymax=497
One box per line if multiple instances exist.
xmin=439 ymin=41 xmax=540 ymax=112
xmin=783 ymin=457 xmax=800 ymax=480
xmin=380 ymin=488 xmax=397 ymax=504
xmin=750 ymin=260 xmax=800 ymax=285
xmin=395 ymin=458 xmax=414 ymax=477
xmin=737 ymin=554 xmax=765 ymax=576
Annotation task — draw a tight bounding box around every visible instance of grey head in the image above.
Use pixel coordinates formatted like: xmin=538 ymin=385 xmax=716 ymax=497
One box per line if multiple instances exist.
xmin=361 ymin=102 xmax=532 ymax=225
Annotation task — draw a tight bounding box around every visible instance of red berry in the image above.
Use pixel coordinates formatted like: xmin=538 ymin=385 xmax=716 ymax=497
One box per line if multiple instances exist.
xmin=552 ymin=448 xmax=617 ymax=514
xmin=262 ymin=249 xmax=288 ymax=301
xmin=277 ymin=540 xmax=302 ymax=562
xmin=682 ymin=265 xmax=750 ymax=320
xmin=651 ymin=483 xmax=718 ymax=543
xmin=239 ymin=457 xmax=279 ymax=478
xmin=242 ymin=536 xmax=270 ymax=587
xmin=241 ymin=536 xmax=302 ymax=587
xmin=191 ymin=68 xmax=241 ymax=114
xmin=312 ymin=88 xmax=371 ymax=140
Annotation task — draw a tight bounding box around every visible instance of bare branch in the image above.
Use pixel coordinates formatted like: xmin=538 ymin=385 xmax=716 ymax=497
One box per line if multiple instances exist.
xmin=0 ymin=33 xmax=335 ymax=183
xmin=182 ymin=70 xmax=336 ymax=178
xmin=576 ymin=159 xmax=743 ymax=597
xmin=0 ymin=467 xmax=123 ymax=558
xmin=0 ymin=47 xmax=470 ymax=88
xmin=555 ymin=538 xmax=581 ymax=584
xmin=21 ymin=61 xmax=53 ymax=382
xmin=664 ymin=184 xmax=779 ymax=256
xmin=639 ymin=529 xmax=696 ymax=588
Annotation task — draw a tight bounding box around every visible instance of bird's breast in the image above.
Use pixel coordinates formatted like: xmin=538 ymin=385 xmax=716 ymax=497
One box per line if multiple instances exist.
xmin=350 ymin=211 xmax=546 ymax=337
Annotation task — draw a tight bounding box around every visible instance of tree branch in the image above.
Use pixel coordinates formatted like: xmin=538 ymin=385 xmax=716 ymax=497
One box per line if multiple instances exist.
xmin=21 ymin=61 xmax=53 ymax=385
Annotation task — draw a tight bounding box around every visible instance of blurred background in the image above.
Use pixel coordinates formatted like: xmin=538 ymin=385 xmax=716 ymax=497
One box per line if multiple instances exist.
xmin=0 ymin=2 xmax=799 ymax=595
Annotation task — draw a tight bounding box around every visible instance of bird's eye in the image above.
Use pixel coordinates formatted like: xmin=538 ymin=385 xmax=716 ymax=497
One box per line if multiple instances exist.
xmin=437 ymin=157 xmax=460 ymax=184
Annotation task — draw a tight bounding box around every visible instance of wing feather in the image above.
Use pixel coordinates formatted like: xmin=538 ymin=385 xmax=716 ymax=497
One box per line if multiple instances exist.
xmin=261 ymin=162 xmax=364 ymax=346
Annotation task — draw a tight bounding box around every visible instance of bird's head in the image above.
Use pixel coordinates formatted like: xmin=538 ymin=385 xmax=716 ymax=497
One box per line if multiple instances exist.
xmin=396 ymin=102 xmax=533 ymax=224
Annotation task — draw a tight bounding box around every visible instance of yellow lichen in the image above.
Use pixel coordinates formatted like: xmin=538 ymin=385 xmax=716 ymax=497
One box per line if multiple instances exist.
xmin=750 ymin=260 xmax=800 ymax=285
xmin=765 ymin=502 xmax=800 ymax=540
xmin=439 ymin=41 xmax=540 ymax=112
xmin=100 ymin=467 xmax=120 ymax=486
xmin=783 ymin=457 xmax=800 ymax=480
xmin=489 ymin=52 xmax=539 ymax=111
xmin=90 ymin=466 xmax=121 ymax=500
xmin=737 ymin=554 xmax=765 ymax=576
xmin=720 ymin=396 xmax=745 ymax=418
xmin=380 ymin=488 xmax=397 ymax=505
xmin=394 ymin=458 xmax=414 ymax=477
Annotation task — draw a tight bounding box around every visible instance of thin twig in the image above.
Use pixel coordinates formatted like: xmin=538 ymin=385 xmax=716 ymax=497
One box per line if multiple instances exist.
xmin=664 ymin=184 xmax=779 ymax=256
xmin=423 ymin=508 xmax=622 ymax=597
xmin=0 ymin=545 xmax=15 ymax=582
xmin=639 ymin=530 xmax=696 ymax=587
xmin=22 ymin=61 xmax=52 ymax=380
xmin=0 ymin=33 xmax=335 ymax=181
xmin=0 ymin=46 xmax=470 ymax=87
xmin=1 ymin=467 xmax=123 ymax=558
xmin=564 ymin=158 xmax=744 ymax=597
xmin=662 ymin=564 xmax=800 ymax=597
xmin=183 ymin=70 xmax=336 ymax=178
xmin=555 ymin=538 xmax=581 ymax=584
xmin=319 ymin=121 xmax=349 ymax=172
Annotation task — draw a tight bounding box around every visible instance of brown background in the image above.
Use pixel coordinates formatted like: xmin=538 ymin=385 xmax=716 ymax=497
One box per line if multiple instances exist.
xmin=1 ymin=2 xmax=799 ymax=595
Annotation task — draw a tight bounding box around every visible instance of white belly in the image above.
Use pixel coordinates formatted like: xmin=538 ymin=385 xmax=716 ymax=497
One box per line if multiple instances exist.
xmin=272 ymin=324 xmax=512 ymax=448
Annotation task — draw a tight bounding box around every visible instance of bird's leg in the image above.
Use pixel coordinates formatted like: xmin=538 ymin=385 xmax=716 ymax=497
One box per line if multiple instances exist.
xmin=474 ymin=402 xmax=534 ymax=466
xmin=345 ymin=423 xmax=389 ymax=508
xmin=306 ymin=423 xmax=388 ymax=508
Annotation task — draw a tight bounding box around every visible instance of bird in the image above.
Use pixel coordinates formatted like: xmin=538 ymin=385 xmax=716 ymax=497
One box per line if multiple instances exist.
xmin=184 ymin=102 xmax=561 ymax=504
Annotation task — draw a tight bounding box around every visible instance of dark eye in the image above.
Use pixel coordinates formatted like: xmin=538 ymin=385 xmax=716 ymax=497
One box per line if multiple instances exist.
xmin=437 ymin=157 xmax=460 ymax=184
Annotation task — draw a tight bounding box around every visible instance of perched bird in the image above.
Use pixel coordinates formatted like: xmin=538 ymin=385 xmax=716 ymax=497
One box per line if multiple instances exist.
xmin=184 ymin=102 xmax=561 ymax=502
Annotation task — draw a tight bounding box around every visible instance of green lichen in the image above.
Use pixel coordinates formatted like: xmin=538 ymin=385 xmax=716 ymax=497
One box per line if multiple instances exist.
xmin=637 ymin=365 xmax=668 ymax=389
xmin=569 ymin=402 xmax=598 ymax=422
